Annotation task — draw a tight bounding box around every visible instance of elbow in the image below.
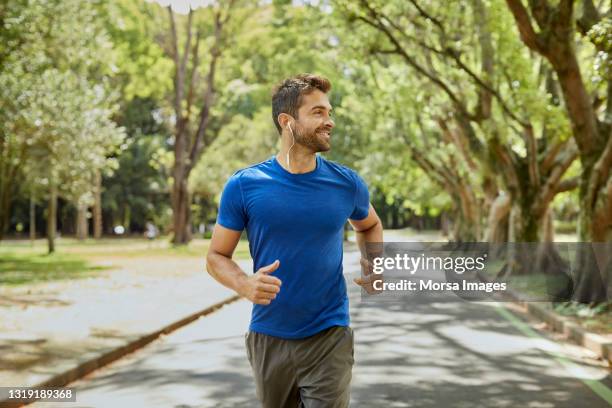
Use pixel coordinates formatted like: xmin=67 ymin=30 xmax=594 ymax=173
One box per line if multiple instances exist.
xmin=372 ymin=217 xmax=383 ymax=233
xmin=356 ymin=216 xmax=382 ymax=233
xmin=205 ymin=252 xmax=216 ymax=277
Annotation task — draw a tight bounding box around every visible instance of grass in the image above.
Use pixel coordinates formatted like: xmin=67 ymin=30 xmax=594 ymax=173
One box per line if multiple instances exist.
xmin=0 ymin=237 xmax=251 ymax=286
xmin=0 ymin=252 xmax=109 ymax=286
xmin=0 ymin=236 xmax=251 ymax=258
xmin=553 ymin=302 xmax=612 ymax=335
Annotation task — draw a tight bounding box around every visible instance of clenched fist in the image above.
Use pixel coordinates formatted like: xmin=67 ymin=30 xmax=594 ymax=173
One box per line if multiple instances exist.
xmin=239 ymin=260 xmax=282 ymax=305
xmin=353 ymin=257 xmax=383 ymax=295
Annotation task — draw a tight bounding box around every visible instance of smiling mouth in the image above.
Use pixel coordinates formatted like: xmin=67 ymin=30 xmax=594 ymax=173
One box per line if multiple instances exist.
xmin=317 ymin=130 xmax=331 ymax=138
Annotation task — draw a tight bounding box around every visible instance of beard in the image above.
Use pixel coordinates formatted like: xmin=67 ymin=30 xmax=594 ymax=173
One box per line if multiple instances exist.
xmin=292 ymin=123 xmax=331 ymax=152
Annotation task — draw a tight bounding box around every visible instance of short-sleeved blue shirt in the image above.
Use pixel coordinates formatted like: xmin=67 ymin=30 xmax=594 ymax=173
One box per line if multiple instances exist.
xmin=217 ymin=154 xmax=370 ymax=339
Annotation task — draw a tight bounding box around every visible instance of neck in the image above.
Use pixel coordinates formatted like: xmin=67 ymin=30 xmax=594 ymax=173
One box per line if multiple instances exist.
xmin=276 ymin=133 xmax=317 ymax=174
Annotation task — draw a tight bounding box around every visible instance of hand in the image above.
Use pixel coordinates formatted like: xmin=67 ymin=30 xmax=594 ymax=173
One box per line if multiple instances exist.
xmin=353 ymin=257 xmax=383 ymax=295
xmin=240 ymin=260 xmax=282 ymax=305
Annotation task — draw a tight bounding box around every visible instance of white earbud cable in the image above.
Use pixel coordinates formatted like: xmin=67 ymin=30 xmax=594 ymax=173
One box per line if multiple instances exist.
xmin=287 ymin=123 xmax=295 ymax=172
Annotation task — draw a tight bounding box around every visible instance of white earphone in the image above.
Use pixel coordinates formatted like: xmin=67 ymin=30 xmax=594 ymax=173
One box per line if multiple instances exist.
xmin=287 ymin=122 xmax=295 ymax=172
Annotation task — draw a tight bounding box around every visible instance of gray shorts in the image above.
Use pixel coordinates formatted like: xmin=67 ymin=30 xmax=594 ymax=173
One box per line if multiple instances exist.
xmin=245 ymin=325 xmax=354 ymax=408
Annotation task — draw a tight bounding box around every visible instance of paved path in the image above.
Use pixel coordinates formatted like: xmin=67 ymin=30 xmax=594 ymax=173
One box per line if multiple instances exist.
xmin=34 ymin=250 xmax=612 ymax=407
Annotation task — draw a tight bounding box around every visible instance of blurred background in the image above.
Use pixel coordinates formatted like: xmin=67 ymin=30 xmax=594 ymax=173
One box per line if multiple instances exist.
xmin=1 ymin=0 xmax=610 ymax=293
xmin=1 ymin=0 xmax=610 ymax=242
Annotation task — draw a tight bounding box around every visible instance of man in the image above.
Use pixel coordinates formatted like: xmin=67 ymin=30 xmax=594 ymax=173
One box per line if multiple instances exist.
xmin=206 ymin=73 xmax=383 ymax=407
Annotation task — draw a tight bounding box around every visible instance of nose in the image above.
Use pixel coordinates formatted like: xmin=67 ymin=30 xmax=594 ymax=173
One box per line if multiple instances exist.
xmin=325 ymin=117 xmax=335 ymax=129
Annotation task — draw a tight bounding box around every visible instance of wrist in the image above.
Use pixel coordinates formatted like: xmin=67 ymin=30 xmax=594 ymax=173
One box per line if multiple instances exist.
xmin=235 ymin=273 xmax=250 ymax=297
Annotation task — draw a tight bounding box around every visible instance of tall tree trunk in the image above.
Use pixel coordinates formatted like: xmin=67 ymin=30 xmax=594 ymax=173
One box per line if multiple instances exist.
xmin=76 ymin=202 xmax=88 ymax=241
xmin=457 ymin=184 xmax=481 ymax=241
xmin=450 ymin=198 xmax=481 ymax=243
xmin=123 ymin=204 xmax=131 ymax=234
xmin=172 ymin=175 xmax=192 ymax=244
xmin=542 ymin=207 xmax=554 ymax=243
xmin=29 ymin=192 xmax=35 ymax=244
xmin=0 ymin=177 xmax=11 ymax=241
xmin=550 ymin=19 xmax=610 ymax=304
xmin=441 ymin=212 xmax=450 ymax=237
xmin=510 ymin=203 xmax=545 ymax=243
xmin=485 ymin=193 xmax=511 ymax=243
xmin=572 ymin=243 xmax=608 ymax=303
xmin=166 ymin=4 xmax=232 ymax=245
xmin=47 ymin=184 xmax=57 ymax=254
xmin=93 ymin=169 xmax=102 ymax=239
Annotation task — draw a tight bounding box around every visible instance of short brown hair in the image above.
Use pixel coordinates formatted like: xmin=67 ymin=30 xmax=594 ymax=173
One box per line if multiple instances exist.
xmin=271 ymin=73 xmax=331 ymax=134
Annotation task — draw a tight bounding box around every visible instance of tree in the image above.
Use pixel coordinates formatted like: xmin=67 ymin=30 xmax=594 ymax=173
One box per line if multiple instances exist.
xmin=161 ymin=1 xmax=237 ymax=244
xmin=25 ymin=70 xmax=124 ymax=251
xmin=504 ymin=0 xmax=611 ymax=301
xmin=334 ymin=0 xmax=581 ymax=245
xmin=0 ymin=0 xmax=125 ymax=251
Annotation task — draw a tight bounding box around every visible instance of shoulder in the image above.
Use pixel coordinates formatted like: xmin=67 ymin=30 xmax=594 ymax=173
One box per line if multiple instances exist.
xmin=228 ymin=157 xmax=275 ymax=184
xmin=320 ymin=156 xmax=364 ymax=186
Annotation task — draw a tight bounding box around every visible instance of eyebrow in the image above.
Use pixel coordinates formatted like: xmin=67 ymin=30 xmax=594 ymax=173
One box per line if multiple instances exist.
xmin=310 ymin=105 xmax=332 ymax=112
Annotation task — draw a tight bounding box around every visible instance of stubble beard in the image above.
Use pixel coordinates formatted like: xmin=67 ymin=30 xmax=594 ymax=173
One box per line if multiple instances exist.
xmin=293 ymin=123 xmax=331 ymax=153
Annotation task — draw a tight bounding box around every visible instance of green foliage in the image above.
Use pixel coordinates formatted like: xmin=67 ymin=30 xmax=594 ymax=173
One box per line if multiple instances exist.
xmin=103 ymin=98 xmax=170 ymax=231
xmin=3 ymin=0 xmax=608 ymax=238
xmin=554 ymin=301 xmax=611 ymax=318
xmin=1 ymin=0 xmax=125 ymax=213
xmin=190 ymin=109 xmax=278 ymax=205
xmin=102 ymin=0 xmax=174 ymax=100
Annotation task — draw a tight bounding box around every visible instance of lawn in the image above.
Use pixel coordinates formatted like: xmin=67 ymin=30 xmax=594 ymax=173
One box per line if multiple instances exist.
xmin=0 ymin=237 xmax=251 ymax=286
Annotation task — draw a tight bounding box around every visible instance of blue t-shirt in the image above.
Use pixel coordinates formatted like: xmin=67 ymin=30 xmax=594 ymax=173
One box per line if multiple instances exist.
xmin=217 ymin=154 xmax=370 ymax=339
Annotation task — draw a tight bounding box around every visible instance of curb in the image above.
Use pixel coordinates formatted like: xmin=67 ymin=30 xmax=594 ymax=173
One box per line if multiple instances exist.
xmin=0 ymin=295 xmax=241 ymax=408
xmin=477 ymin=272 xmax=612 ymax=366
xmin=522 ymin=301 xmax=612 ymax=364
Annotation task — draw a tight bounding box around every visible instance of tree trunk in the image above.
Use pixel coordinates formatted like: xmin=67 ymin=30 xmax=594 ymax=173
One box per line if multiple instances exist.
xmin=505 ymin=203 xmax=572 ymax=304
xmin=507 ymin=203 xmax=551 ymax=276
xmin=485 ymin=193 xmax=510 ymax=243
xmin=172 ymin=175 xmax=192 ymax=244
xmin=166 ymin=5 xmax=231 ymax=245
xmin=456 ymin=185 xmax=481 ymax=241
xmin=0 ymin=178 xmax=11 ymax=241
xmin=441 ymin=212 xmax=449 ymax=237
xmin=572 ymin=243 xmax=608 ymax=303
xmin=572 ymin=170 xmax=611 ymax=303
xmin=76 ymin=202 xmax=88 ymax=241
xmin=542 ymin=207 xmax=554 ymax=243
xmin=511 ymin=203 xmax=542 ymax=243
xmin=450 ymin=205 xmax=480 ymax=242
xmin=93 ymin=169 xmax=102 ymax=239
xmin=47 ymin=184 xmax=57 ymax=254
xmin=29 ymin=192 xmax=35 ymax=244
xmin=123 ymin=204 xmax=131 ymax=233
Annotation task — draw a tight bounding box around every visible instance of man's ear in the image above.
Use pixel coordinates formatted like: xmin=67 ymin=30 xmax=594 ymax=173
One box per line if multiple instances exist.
xmin=278 ymin=113 xmax=292 ymax=130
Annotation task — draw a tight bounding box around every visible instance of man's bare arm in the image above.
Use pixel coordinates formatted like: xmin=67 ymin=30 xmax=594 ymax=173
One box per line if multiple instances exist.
xmin=349 ymin=204 xmax=384 ymax=293
xmin=206 ymin=224 xmax=281 ymax=305
xmin=349 ymin=203 xmax=383 ymax=258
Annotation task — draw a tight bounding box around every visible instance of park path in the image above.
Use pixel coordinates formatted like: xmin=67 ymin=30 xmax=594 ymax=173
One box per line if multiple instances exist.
xmin=29 ymin=234 xmax=612 ymax=407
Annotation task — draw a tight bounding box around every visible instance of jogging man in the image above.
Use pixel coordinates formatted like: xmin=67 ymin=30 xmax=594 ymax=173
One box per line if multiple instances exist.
xmin=206 ymin=73 xmax=383 ymax=407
